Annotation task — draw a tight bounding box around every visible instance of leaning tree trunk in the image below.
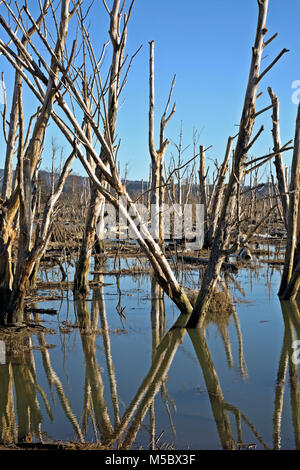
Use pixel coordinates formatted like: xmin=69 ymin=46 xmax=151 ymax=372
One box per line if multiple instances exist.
xmin=278 ymin=102 xmax=300 ymax=299
xmin=187 ymin=0 xmax=287 ymax=327
xmin=74 ymin=0 xmax=127 ymax=296
xmin=74 ymin=182 xmax=105 ymax=296
xmin=268 ymin=87 xmax=289 ymax=229
xmin=188 ymin=328 xmax=236 ymax=449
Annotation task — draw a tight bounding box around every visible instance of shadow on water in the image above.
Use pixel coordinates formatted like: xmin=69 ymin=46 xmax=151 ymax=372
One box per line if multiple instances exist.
xmin=0 ymin=265 xmax=299 ymax=450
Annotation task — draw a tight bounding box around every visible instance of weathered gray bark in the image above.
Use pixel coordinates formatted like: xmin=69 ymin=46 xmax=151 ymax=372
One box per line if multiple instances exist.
xmin=188 ymin=328 xmax=236 ymax=449
xmin=268 ymin=87 xmax=289 ymax=229
xmin=76 ymin=294 xmax=114 ymax=444
xmin=1 ymin=0 xmax=50 ymax=201
xmin=0 ymin=0 xmax=73 ymax=323
xmin=187 ymin=0 xmax=288 ymax=327
xmin=0 ymin=10 xmax=194 ymax=317
xmin=73 ymin=107 xmax=101 ymax=296
xmin=278 ymin=301 xmax=300 ymax=449
xmin=279 ymin=102 xmax=300 ymax=299
xmin=148 ymin=40 xmax=175 ymax=249
xmin=74 ymin=0 xmax=129 ymax=296
xmin=7 ymin=150 xmax=75 ymax=324
xmin=206 ymin=137 xmax=233 ymax=248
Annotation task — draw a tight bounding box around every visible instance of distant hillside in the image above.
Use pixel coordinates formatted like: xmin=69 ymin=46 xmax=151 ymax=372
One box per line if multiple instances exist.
xmin=0 ymin=169 xmax=149 ymax=196
xmin=0 ymin=169 xmax=274 ymax=198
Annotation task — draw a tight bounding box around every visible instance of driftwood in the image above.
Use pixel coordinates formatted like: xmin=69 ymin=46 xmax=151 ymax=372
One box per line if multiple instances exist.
xmin=178 ymin=255 xmax=238 ymax=273
xmin=187 ymin=0 xmax=289 ymax=327
xmin=268 ymin=87 xmax=289 ymax=229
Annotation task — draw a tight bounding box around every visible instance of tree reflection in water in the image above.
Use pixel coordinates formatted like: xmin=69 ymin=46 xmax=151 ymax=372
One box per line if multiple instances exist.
xmin=0 ymin=273 xmax=299 ymax=450
xmin=274 ymin=300 xmax=300 ymax=450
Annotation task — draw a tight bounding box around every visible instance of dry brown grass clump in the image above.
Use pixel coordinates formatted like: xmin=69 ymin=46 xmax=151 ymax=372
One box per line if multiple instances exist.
xmin=185 ymin=288 xmax=233 ymax=327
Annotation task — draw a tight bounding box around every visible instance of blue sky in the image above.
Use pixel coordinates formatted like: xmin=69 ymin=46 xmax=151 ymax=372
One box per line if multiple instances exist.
xmin=1 ymin=0 xmax=300 ymax=182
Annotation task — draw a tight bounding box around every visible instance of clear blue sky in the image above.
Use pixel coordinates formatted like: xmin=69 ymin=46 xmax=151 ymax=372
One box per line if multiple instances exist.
xmin=1 ymin=0 xmax=300 ymax=182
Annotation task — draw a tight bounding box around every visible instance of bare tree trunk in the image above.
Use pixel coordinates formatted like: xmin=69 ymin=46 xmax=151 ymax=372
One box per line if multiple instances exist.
xmin=148 ymin=40 xmax=175 ymax=249
xmin=1 ymin=75 xmax=20 ymax=201
xmin=1 ymin=1 xmax=50 ymax=200
xmin=74 ymin=0 xmax=129 ymax=296
xmin=187 ymin=0 xmax=284 ymax=327
xmin=7 ymin=151 xmax=75 ymax=324
xmin=74 ymin=184 xmax=104 ymax=296
xmin=206 ymin=137 xmax=233 ymax=248
xmin=188 ymin=328 xmax=236 ymax=449
xmin=268 ymin=87 xmax=289 ymax=228
xmin=198 ymin=145 xmax=209 ymax=247
xmin=279 ymin=102 xmax=300 ymax=299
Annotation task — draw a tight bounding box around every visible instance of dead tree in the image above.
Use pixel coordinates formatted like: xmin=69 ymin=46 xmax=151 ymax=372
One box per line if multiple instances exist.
xmin=148 ymin=40 xmax=176 ymax=249
xmin=0 ymin=0 xmax=76 ymax=323
xmin=268 ymin=87 xmax=289 ymax=228
xmin=198 ymin=145 xmax=208 ymax=247
xmin=205 ymin=137 xmax=233 ymax=248
xmin=0 ymin=0 xmax=289 ymax=327
xmin=74 ymin=0 xmax=135 ymax=296
xmin=169 ymin=122 xmax=189 ymax=207
xmin=188 ymin=328 xmax=236 ymax=449
xmin=0 ymin=1 xmax=193 ymax=316
xmin=187 ymin=0 xmax=289 ymax=327
xmin=278 ymin=102 xmax=300 ymax=300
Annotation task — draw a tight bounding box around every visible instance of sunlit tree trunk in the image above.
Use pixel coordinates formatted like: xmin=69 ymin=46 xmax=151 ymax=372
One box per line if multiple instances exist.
xmin=187 ymin=0 xmax=287 ymax=327
xmin=279 ymin=102 xmax=300 ymax=299
xmin=74 ymin=0 xmax=128 ymax=296
xmin=148 ymin=41 xmax=176 ymax=250
xmin=0 ymin=0 xmax=73 ymax=324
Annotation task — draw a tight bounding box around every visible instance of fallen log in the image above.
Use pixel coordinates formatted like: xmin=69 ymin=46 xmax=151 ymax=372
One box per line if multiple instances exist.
xmin=177 ymin=256 xmax=238 ymax=273
xmin=24 ymin=307 xmax=57 ymax=315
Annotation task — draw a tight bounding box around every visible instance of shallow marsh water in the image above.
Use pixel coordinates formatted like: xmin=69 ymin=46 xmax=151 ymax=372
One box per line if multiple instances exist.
xmin=0 ymin=254 xmax=299 ymax=450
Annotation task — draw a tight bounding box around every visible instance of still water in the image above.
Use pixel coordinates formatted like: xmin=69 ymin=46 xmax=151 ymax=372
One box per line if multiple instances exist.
xmin=0 ymin=257 xmax=299 ymax=450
